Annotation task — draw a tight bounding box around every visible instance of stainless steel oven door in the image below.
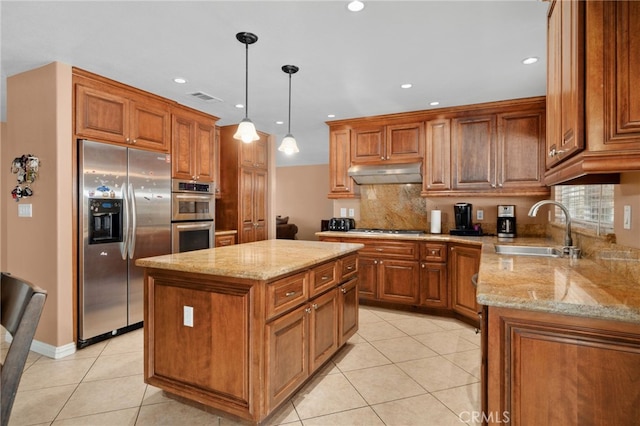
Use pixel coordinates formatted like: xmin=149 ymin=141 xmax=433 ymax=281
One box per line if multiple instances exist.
xmin=171 ymin=192 xmax=214 ymax=222
xmin=171 ymin=220 xmax=214 ymax=253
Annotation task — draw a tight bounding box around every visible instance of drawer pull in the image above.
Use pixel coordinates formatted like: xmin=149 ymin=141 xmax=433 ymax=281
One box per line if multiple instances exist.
xmin=345 ymin=265 xmax=354 ymax=270
xmin=431 ymin=250 xmax=437 ymax=255
xmin=321 ymin=275 xmax=330 ymax=281
xmin=285 ymin=291 xmax=296 ymax=297
xmin=376 ymin=248 xmax=383 ymax=252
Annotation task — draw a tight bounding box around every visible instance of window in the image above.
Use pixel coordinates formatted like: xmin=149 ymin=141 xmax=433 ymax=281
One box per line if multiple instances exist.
xmin=554 ymin=185 xmax=614 ymax=235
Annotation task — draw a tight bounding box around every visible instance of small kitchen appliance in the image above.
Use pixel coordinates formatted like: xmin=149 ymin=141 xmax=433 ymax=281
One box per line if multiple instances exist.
xmin=327 ymin=217 xmax=355 ymax=231
xmin=497 ymin=205 xmax=516 ymax=238
xmin=450 ymin=203 xmax=482 ymax=236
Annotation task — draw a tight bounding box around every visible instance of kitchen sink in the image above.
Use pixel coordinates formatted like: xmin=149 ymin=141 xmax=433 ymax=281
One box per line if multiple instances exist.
xmin=494 ymin=244 xmax=563 ymax=258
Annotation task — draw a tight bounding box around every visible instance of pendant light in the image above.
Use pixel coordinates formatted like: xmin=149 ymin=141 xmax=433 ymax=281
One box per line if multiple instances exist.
xmin=278 ymin=65 xmax=300 ymax=155
xmin=233 ymin=32 xmax=260 ymax=143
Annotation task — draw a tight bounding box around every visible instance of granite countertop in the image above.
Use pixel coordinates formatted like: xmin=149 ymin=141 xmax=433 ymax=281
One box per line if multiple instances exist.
xmin=316 ymin=231 xmax=640 ymax=324
xmin=135 ymin=239 xmax=364 ymax=281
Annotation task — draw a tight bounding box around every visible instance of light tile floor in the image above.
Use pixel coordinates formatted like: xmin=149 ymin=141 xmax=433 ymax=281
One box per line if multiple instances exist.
xmin=2 ymin=306 xmax=481 ymax=425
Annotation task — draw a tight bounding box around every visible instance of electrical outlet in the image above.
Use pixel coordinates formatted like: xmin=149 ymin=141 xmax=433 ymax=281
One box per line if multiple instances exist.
xmin=348 ymin=208 xmax=355 ymax=217
xmin=183 ymin=306 xmax=194 ymax=327
xmin=477 ymin=209 xmax=484 ymax=221
xmin=340 ymin=208 xmax=347 ymax=217
xmin=18 ymin=203 xmax=32 ymax=217
xmin=624 ymin=205 xmax=632 ymax=230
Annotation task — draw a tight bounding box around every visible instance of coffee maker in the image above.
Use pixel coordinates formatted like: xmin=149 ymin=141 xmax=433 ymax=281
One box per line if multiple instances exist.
xmin=497 ymin=205 xmax=516 ymax=238
xmin=450 ymin=203 xmax=481 ymax=235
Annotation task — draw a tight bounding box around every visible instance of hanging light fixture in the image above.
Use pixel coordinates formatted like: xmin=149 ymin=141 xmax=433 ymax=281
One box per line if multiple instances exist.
xmin=278 ymin=65 xmax=300 ymax=155
xmin=233 ymin=32 xmax=260 ymax=143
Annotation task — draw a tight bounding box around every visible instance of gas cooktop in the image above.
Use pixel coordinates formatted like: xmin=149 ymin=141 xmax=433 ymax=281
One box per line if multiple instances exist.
xmin=346 ymin=228 xmax=426 ymax=235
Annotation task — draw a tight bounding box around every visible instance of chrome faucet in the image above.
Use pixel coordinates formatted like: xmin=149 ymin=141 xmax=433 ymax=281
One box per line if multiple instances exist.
xmin=528 ymin=200 xmax=573 ymax=253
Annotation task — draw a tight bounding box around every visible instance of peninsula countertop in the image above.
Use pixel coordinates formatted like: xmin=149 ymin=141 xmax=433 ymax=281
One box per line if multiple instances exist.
xmin=316 ymin=231 xmax=640 ymax=324
xmin=135 ymin=239 xmax=364 ymax=281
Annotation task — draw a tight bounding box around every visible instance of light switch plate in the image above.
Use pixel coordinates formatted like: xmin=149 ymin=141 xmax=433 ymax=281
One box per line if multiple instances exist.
xmin=477 ymin=209 xmax=484 ymax=221
xmin=348 ymin=208 xmax=355 ymax=217
xmin=623 ymin=205 xmax=631 ymax=230
xmin=183 ymin=306 xmax=194 ymax=327
xmin=18 ymin=204 xmax=32 ymax=217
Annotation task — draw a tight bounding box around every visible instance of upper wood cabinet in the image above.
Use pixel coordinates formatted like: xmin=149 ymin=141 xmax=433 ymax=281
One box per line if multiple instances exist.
xmin=452 ymin=114 xmax=497 ymax=192
xmin=351 ymin=122 xmax=423 ymax=164
xmin=546 ymin=0 xmax=585 ymax=169
xmin=171 ymin=106 xmax=217 ymax=182
xmin=545 ymin=0 xmax=640 ymax=184
xmin=240 ymin=134 xmax=268 ymax=170
xmin=328 ymin=128 xmax=359 ymax=199
xmin=423 ymin=98 xmax=549 ymax=197
xmin=74 ymin=73 xmax=172 ymax=152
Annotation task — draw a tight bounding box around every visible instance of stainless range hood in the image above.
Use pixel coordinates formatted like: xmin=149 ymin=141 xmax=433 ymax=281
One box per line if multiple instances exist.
xmin=348 ymin=162 xmax=422 ymax=184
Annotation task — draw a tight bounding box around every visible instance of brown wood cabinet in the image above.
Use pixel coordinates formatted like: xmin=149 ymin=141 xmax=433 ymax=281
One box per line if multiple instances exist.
xmin=358 ymin=240 xmax=419 ymax=304
xmin=545 ymin=0 xmax=640 ymax=184
xmin=351 ymin=122 xmax=423 ymax=164
xmin=546 ymin=0 xmax=585 ymax=169
xmin=216 ymin=125 xmax=269 ymax=243
xmin=144 ymin=250 xmax=359 ymax=424
xmin=424 ymin=119 xmax=451 ymax=192
xmin=486 ymin=306 xmax=640 ymax=425
xmin=449 ymin=243 xmax=481 ymax=324
xmin=328 ymin=128 xmax=359 ymax=199
xmin=426 ymin=100 xmax=548 ymax=196
xmin=419 ymin=243 xmax=449 ymax=309
xmin=452 ymin=114 xmax=497 ymax=192
xmin=74 ymin=70 xmax=172 ymax=152
xmin=171 ymin=106 xmax=217 ymax=182
xmin=214 ymin=233 xmax=236 ymax=247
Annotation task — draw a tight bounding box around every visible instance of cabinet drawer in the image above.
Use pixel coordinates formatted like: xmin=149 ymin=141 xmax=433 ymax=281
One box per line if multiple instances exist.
xmin=340 ymin=254 xmax=358 ymax=280
xmin=266 ymin=271 xmax=309 ymax=320
xmin=421 ymin=243 xmax=447 ymax=262
xmin=359 ymin=241 xmax=419 ymax=260
xmin=310 ymin=261 xmax=339 ymax=297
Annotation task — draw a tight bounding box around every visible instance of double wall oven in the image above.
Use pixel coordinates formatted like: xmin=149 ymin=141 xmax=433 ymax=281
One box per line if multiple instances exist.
xmin=171 ymin=179 xmax=214 ymax=253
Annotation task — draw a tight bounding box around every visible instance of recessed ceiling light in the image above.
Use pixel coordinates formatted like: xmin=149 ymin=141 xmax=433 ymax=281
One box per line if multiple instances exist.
xmin=275 ymin=121 xmax=284 ymax=125
xmin=522 ymin=57 xmax=539 ymax=65
xmin=401 ymin=83 xmax=413 ymax=89
xmin=235 ymin=104 xmax=244 ymax=109
xmin=173 ymin=77 xmax=187 ymax=84
xmin=429 ymin=101 xmax=440 ymax=106
xmin=347 ymin=1 xmax=364 ymax=12
xmin=327 ymin=114 xmax=336 ymax=118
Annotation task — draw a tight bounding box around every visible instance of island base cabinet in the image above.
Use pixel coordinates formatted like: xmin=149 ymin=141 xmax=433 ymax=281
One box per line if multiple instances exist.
xmin=145 ymin=274 xmax=251 ymax=416
xmin=487 ymin=307 xmax=640 ymax=426
xmin=338 ymin=278 xmax=359 ymax=346
xmin=266 ymin=304 xmax=309 ymax=412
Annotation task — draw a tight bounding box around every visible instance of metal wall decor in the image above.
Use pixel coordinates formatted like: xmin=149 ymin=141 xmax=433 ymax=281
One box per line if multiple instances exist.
xmin=10 ymin=154 xmax=40 ymax=201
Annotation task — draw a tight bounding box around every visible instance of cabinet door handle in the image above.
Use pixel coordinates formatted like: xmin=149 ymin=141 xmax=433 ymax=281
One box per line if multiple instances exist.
xmin=341 ymin=287 xmax=347 ymax=294
xmin=305 ymin=307 xmax=311 ymax=314
xmin=285 ymin=291 xmax=296 ymax=297
xmin=313 ymin=303 xmax=319 ymax=310
xmin=380 ymin=156 xmax=385 ymax=160
xmin=421 ymin=263 xmax=425 ymax=268
xmin=374 ymin=260 xmax=378 ymax=264
xmin=132 ymin=139 xmax=137 ymax=144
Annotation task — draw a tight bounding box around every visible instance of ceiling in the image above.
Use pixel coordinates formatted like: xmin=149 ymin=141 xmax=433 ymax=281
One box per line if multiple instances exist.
xmin=1 ymin=0 xmax=549 ymax=167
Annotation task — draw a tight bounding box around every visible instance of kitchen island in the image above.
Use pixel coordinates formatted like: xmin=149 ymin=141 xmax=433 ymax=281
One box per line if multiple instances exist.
xmin=135 ymin=239 xmax=363 ymax=424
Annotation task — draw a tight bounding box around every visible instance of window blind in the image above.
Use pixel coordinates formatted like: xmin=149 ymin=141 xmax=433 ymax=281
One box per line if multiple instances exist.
xmin=554 ymin=185 xmax=614 ymax=234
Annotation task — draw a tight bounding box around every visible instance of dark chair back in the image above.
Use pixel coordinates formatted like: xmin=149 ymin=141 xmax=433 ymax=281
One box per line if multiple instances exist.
xmin=1 ymin=272 xmax=47 ymax=426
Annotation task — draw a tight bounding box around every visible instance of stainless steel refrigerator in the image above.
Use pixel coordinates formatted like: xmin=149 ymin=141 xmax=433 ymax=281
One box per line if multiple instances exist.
xmin=78 ymin=139 xmax=171 ymax=348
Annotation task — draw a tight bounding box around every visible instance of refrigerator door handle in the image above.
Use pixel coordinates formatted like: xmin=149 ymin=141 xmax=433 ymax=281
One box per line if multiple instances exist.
xmin=128 ymin=183 xmax=137 ymax=259
xmin=121 ymin=183 xmax=129 ymax=260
